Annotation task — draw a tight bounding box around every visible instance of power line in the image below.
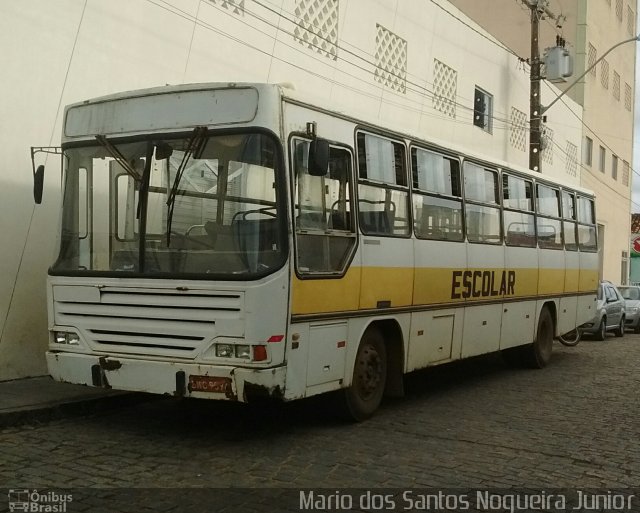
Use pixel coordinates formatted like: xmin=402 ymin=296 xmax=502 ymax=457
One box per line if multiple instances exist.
xmin=150 ymin=0 xmax=634 ymax=204
xmin=169 ymin=0 xmax=533 ymax=129
xmin=547 ymin=136 xmax=635 ymax=209
xmin=541 ymin=77 xmax=640 ymax=181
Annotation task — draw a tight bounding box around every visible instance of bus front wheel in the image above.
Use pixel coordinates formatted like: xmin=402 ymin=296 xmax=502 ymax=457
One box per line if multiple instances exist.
xmin=342 ymin=328 xmax=387 ymax=422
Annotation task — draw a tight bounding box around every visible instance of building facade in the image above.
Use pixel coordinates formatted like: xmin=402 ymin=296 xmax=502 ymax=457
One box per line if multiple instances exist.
xmin=450 ymin=0 xmax=637 ymax=284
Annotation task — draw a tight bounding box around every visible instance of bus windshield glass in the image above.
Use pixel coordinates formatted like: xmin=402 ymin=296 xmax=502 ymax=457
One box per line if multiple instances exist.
xmin=53 ymin=131 xmax=286 ymax=279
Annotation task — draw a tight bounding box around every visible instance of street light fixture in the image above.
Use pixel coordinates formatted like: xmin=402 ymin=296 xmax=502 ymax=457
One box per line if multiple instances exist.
xmin=542 ymin=34 xmax=640 ymax=114
xmin=530 ymin=33 xmax=640 ymax=173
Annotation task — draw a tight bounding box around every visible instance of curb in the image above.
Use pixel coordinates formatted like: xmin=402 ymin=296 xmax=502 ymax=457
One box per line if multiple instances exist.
xmin=0 ymin=392 xmax=152 ymax=428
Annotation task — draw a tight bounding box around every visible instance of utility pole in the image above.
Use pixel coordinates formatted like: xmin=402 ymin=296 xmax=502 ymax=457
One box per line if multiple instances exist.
xmin=529 ymin=1 xmax=542 ymax=173
xmin=524 ymin=0 xmax=557 ymax=173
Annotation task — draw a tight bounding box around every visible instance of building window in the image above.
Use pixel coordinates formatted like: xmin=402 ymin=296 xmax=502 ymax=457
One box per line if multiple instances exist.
xmin=294 ymin=0 xmax=339 ymax=61
xmin=588 ymin=44 xmax=597 ymax=76
xmin=566 ymin=141 xmax=578 ymax=177
xmin=599 ymin=146 xmax=606 ymax=173
xmin=601 ymin=59 xmax=609 ymax=89
xmin=625 ymin=83 xmax=633 ymax=111
xmin=623 ymin=160 xmax=630 ymax=186
xmin=613 ymin=71 xmax=621 ymax=100
xmin=375 ymin=24 xmax=407 ymax=93
xmin=473 ymin=87 xmax=493 ymax=133
xmin=584 ymin=136 xmax=593 ymax=166
xmin=628 ymin=6 xmax=635 ymax=36
xmin=509 ymin=107 xmax=527 ymax=152
xmin=433 ymin=59 xmax=458 ymax=118
xmin=612 ymin=155 xmax=618 ymax=180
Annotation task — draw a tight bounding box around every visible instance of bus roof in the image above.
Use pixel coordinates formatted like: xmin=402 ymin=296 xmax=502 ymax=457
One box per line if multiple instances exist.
xmin=63 ymin=81 xmax=594 ymax=197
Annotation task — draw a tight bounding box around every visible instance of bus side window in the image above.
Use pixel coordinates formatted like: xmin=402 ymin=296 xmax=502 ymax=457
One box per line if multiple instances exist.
xmin=577 ymin=196 xmax=597 ymax=251
xmin=536 ymin=184 xmax=563 ymax=250
xmin=356 ymin=132 xmax=409 ymax=237
xmin=411 ymin=147 xmax=463 ymax=241
xmin=503 ymin=173 xmax=535 ymax=247
xmin=463 ymin=162 xmax=501 ymax=244
xmin=561 ymin=190 xmax=578 ymax=251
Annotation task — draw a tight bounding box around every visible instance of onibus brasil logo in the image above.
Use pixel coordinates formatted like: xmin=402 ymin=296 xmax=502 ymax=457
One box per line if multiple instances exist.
xmin=8 ymin=489 xmax=72 ymax=512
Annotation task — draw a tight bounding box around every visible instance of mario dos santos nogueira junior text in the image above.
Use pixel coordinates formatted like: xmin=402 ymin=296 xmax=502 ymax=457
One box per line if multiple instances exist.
xmin=298 ymin=490 xmax=636 ymax=512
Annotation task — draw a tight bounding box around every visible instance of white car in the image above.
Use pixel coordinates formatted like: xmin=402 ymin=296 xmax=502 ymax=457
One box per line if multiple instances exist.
xmin=619 ymin=285 xmax=640 ymax=333
xmin=581 ymin=281 xmax=625 ymax=340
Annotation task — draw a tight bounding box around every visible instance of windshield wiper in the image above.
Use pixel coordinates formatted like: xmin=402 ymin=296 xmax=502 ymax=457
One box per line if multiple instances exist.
xmin=166 ymin=127 xmax=208 ymax=244
xmin=95 ymin=135 xmax=141 ymax=183
xmin=138 ymin=142 xmax=155 ymax=271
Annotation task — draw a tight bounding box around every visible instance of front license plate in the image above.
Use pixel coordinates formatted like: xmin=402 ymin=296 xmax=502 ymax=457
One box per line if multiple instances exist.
xmin=188 ymin=375 xmax=232 ymax=395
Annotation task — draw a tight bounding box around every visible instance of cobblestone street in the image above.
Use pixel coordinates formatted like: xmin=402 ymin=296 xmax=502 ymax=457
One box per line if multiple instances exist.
xmin=1 ymin=334 xmax=639 ymax=511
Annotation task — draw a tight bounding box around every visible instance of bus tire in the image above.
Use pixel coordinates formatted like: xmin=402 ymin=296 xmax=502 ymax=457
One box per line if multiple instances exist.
xmin=342 ymin=327 xmax=387 ymax=422
xmin=521 ymin=307 xmax=554 ymax=369
xmin=594 ymin=318 xmax=606 ymax=341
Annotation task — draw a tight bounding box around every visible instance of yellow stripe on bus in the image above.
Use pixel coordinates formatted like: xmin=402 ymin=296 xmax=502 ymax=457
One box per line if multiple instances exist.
xmin=291 ymin=268 xmax=362 ymax=315
xmin=291 ymin=267 xmax=598 ymax=315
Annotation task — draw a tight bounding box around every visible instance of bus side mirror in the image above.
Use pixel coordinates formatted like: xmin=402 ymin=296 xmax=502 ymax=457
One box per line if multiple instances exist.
xmin=33 ymin=165 xmax=45 ymax=204
xmin=308 ymin=138 xmax=329 ymax=176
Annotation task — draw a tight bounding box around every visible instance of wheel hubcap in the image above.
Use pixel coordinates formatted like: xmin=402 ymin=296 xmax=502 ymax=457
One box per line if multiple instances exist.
xmin=354 ymin=345 xmax=383 ymax=400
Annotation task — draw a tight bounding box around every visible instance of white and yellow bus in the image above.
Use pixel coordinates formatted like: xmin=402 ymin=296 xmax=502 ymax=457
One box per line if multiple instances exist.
xmin=35 ymin=82 xmax=598 ymax=420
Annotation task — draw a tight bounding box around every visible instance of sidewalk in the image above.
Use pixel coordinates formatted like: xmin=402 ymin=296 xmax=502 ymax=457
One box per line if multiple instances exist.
xmin=0 ymin=376 xmax=145 ymax=428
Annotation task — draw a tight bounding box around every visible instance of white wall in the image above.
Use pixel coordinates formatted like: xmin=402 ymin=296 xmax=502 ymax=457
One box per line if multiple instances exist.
xmin=0 ymin=0 xmax=583 ymax=380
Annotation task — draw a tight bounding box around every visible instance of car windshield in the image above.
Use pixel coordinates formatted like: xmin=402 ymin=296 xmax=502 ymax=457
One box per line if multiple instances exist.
xmin=52 ymin=132 xmax=286 ymax=279
xmin=619 ymin=287 xmax=640 ymax=300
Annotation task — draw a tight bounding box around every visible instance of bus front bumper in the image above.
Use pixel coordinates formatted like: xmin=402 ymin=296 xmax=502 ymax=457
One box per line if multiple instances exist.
xmin=46 ymin=351 xmax=286 ymax=402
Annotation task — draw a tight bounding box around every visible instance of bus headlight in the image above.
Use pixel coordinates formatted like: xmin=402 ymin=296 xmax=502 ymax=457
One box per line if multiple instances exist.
xmin=215 ymin=344 xmax=233 ymax=358
xmin=54 ymin=331 xmax=80 ymax=345
xmin=235 ymin=345 xmax=251 ymax=359
xmin=204 ymin=340 xmax=270 ymax=362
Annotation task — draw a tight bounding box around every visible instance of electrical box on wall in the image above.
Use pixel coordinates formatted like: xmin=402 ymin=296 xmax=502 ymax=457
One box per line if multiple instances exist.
xmin=544 ymin=46 xmax=574 ymax=82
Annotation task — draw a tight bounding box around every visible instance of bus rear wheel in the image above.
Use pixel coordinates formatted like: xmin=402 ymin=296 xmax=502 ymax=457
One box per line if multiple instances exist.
xmin=342 ymin=328 xmax=387 ymax=422
xmin=521 ymin=307 xmax=554 ymax=368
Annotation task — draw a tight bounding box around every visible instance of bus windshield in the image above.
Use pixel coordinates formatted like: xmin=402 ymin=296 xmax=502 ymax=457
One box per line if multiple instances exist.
xmin=52 ymin=131 xmax=286 ymax=279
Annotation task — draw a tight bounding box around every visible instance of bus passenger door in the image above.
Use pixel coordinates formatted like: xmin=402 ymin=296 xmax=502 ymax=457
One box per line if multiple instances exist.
xmin=499 ymin=174 xmax=537 ymax=350
xmin=290 ymin=139 xmax=359 ymax=316
xmin=459 ymin=162 xmax=504 ymax=358
xmin=501 ymin=245 xmax=537 ymax=349
xmin=461 ymin=243 xmax=505 ymax=358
